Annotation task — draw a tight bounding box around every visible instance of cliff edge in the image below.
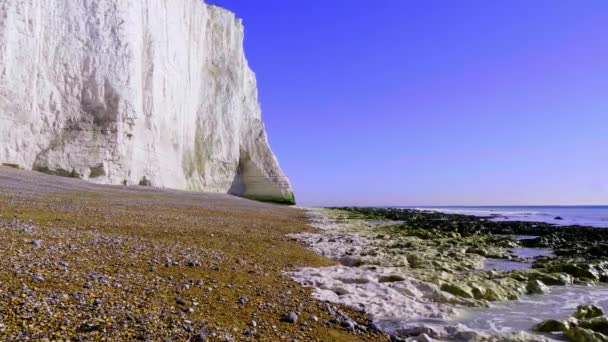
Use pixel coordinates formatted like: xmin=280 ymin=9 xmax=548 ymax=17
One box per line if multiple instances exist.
xmin=0 ymin=0 xmax=294 ymax=204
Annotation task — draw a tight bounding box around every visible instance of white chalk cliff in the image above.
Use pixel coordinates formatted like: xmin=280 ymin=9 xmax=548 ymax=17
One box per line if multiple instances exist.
xmin=0 ymin=0 xmax=294 ymax=203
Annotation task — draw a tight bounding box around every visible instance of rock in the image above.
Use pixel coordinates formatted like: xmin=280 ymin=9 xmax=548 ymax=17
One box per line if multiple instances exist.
xmin=537 ymin=273 xmax=573 ymax=286
xmin=574 ymin=278 xmax=597 ymax=286
xmin=379 ymin=274 xmax=406 ymax=283
xmin=554 ymin=216 xmax=564 ymax=220
xmin=469 ymin=284 xmax=486 ymax=300
xmin=410 ymin=333 xmax=435 ymax=342
xmin=339 ymin=256 xmax=363 ymax=267
xmin=311 ymin=315 xmax=318 ymax=323
xmin=280 ymin=312 xmax=298 ymax=323
xmin=239 ymin=296 xmax=249 ymax=305
xmin=440 ymin=283 xmax=473 ymax=299
xmin=249 ymin=321 xmax=257 ymax=328
xmin=482 ymin=286 xmax=511 ymax=302
xmin=466 ymin=247 xmax=488 ymax=256
xmin=579 ymin=316 xmax=608 ymax=335
xmin=340 ymin=319 xmax=356 ymax=331
xmin=554 ymin=263 xmax=600 ymax=280
xmin=533 ymin=319 xmax=569 ymax=332
xmin=0 ymin=0 xmax=294 ymax=205
xmin=574 ymin=305 xmax=605 ymax=320
xmin=193 ymin=333 xmax=207 ymax=342
xmin=510 ymin=273 xmax=528 ymax=282
xmin=30 ymin=240 xmax=43 ymax=248
xmin=565 ymin=327 xmax=608 ymax=342
xmin=333 ymin=287 xmax=350 ymax=296
xmin=78 ymin=322 xmax=101 ymax=333
xmin=175 ymin=297 xmax=186 ymax=306
xmin=526 ymin=279 xmax=549 ymax=295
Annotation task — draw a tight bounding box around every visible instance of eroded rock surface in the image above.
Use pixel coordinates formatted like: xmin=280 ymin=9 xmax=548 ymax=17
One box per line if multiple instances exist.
xmin=0 ymin=0 xmax=293 ymax=203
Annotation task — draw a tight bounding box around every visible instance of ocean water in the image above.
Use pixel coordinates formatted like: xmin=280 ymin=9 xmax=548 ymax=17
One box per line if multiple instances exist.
xmin=458 ymin=284 xmax=608 ymax=335
xmin=408 ymin=206 xmax=608 ymax=228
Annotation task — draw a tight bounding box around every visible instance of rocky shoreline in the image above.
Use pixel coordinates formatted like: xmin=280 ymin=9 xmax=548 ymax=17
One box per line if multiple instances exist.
xmin=289 ymin=207 xmax=608 ymax=341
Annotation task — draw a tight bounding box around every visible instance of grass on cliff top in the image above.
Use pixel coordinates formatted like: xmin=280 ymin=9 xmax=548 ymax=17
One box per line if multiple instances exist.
xmin=0 ymin=186 xmax=383 ymax=341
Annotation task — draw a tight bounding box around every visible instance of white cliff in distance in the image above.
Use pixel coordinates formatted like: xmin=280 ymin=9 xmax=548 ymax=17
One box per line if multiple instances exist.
xmin=0 ymin=0 xmax=294 ymax=203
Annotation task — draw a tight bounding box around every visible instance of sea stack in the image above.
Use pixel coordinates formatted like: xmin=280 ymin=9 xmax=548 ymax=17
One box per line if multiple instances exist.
xmin=0 ymin=0 xmax=294 ymax=204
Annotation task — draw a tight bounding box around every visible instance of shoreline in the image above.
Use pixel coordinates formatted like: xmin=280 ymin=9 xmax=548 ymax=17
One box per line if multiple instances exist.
xmin=289 ymin=207 xmax=608 ymax=341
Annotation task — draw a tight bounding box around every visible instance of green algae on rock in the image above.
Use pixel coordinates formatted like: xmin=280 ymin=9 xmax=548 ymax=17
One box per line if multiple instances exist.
xmin=575 ymin=304 xmax=605 ymax=320
xmin=533 ymin=319 xmax=570 ymax=332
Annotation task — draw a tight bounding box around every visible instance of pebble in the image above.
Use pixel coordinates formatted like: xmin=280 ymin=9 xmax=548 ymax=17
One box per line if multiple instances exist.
xmin=193 ymin=333 xmax=207 ymax=342
xmin=280 ymin=312 xmax=298 ymax=323
xmin=239 ymin=296 xmax=249 ymax=305
xmin=341 ymin=319 xmax=356 ymax=331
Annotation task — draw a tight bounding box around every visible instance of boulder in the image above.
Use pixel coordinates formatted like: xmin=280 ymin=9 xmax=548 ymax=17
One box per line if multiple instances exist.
xmin=574 ymin=305 xmax=605 ymax=320
xmin=526 ymin=279 xmax=549 ymax=295
xmin=440 ymin=283 xmax=473 ymax=299
xmin=533 ymin=319 xmax=569 ymax=332
xmin=579 ymin=316 xmax=608 ymax=335
xmin=565 ymin=327 xmax=608 ymax=342
xmin=537 ymin=273 xmax=574 ymax=286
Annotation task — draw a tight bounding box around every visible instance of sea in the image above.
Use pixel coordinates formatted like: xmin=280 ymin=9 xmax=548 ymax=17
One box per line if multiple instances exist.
xmin=405 ymin=205 xmax=608 ymax=228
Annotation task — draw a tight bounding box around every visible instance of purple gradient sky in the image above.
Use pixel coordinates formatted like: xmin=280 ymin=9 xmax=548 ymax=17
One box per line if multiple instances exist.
xmin=209 ymin=0 xmax=608 ymax=206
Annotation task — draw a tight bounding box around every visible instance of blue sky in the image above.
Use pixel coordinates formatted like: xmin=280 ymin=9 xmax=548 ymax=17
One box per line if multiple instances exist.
xmin=209 ymin=0 xmax=608 ymax=206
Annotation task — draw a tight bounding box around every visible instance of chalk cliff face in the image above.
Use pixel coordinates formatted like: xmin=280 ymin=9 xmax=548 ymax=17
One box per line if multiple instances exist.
xmin=0 ymin=0 xmax=294 ymax=203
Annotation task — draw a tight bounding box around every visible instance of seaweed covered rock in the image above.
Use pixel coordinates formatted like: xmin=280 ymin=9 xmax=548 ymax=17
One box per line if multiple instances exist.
xmin=542 ymin=273 xmax=574 ymax=286
xmin=533 ymin=319 xmax=569 ymax=333
xmin=575 ymin=305 xmax=605 ymax=320
xmin=564 ymin=327 xmax=608 ymax=342
xmin=526 ymin=279 xmax=549 ymax=295
xmin=440 ymin=283 xmax=474 ymax=299
xmin=578 ymin=316 xmax=608 ymax=336
xmin=335 ymin=207 xmax=608 ymax=261
xmin=542 ymin=261 xmax=608 ymax=282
